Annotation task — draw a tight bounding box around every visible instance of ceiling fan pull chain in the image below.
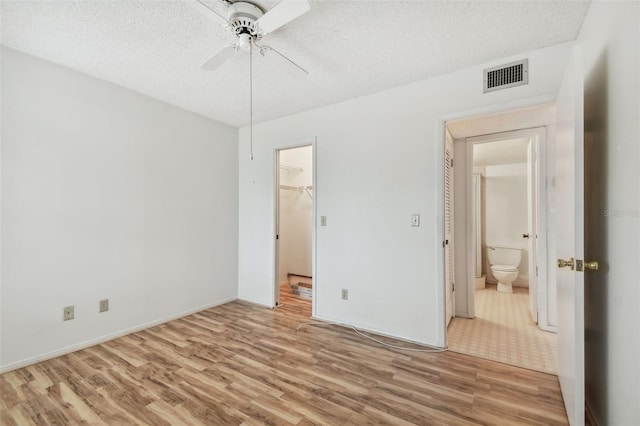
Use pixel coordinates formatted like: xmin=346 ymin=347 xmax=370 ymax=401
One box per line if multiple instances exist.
xmin=250 ymin=40 xmax=254 ymax=160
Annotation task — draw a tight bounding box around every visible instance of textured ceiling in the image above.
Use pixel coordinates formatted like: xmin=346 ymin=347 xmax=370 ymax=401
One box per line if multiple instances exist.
xmin=1 ymin=0 xmax=590 ymax=128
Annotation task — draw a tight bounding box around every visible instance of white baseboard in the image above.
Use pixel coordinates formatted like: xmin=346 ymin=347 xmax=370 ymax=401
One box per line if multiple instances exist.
xmin=538 ymin=323 xmax=557 ymax=333
xmin=309 ymin=315 xmax=445 ymax=350
xmin=0 ymin=296 xmax=237 ymax=374
xmin=237 ymin=298 xmax=273 ymax=309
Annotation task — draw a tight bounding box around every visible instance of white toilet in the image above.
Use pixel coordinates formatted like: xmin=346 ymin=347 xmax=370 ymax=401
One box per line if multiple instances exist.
xmin=487 ymin=246 xmax=522 ymax=293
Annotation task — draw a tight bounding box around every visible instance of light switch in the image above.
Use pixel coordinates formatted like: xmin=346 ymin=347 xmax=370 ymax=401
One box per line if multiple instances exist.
xmin=411 ymin=214 xmax=420 ymax=227
xmin=321 ymin=216 xmax=327 ymax=226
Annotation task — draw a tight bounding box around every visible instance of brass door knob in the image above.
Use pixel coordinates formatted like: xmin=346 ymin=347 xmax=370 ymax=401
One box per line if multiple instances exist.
xmin=585 ymin=261 xmax=599 ymax=271
xmin=558 ymin=257 xmax=575 ymax=270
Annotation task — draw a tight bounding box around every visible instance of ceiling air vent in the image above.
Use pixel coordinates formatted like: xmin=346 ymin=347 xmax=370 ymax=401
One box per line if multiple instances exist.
xmin=483 ymin=59 xmax=528 ymax=93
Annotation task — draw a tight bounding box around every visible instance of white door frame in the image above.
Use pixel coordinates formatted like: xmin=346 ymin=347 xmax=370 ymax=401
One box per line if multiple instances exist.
xmin=273 ymin=138 xmax=317 ymax=317
xmin=436 ymin=94 xmax=555 ymax=347
xmin=464 ymin=127 xmax=548 ymax=328
xmin=527 ymin=139 xmax=538 ymax=324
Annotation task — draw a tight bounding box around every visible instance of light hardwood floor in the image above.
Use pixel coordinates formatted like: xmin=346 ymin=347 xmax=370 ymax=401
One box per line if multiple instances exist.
xmin=1 ymin=294 xmax=568 ymax=425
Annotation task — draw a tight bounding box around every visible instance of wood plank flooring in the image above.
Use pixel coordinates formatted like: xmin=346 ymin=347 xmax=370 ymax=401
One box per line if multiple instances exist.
xmin=1 ymin=296 xmax=568 ymax=425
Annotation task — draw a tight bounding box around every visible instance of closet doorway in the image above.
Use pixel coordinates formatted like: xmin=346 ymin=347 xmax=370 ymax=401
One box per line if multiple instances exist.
xmin=275 ymin=144 xmax=314 ymax=316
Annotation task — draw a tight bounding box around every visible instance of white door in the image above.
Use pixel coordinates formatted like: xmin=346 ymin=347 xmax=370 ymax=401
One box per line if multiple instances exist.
xmin=445 ymin=132 xmax=454 ymax=326
xmin=555 ymin=47 xmax=585 ymax=426
xmin=527 ymin=139 xmax=538 ymax=323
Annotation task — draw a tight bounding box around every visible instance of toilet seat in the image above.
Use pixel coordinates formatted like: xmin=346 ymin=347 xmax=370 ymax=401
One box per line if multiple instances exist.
xmin=491 ymin=264 xmax=518 ymax=272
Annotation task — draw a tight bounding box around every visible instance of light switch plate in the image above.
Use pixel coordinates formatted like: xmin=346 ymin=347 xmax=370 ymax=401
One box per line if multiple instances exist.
xmin=411 ymin=214 xmax=420 ymax=227
xmin=321 ymin=216 xmax=327 ymax=226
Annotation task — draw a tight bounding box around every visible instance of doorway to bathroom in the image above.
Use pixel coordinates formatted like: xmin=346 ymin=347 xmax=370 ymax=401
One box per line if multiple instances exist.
xmin=274 ymin=144 xmax=314 ymax=317
xmin=444 ymin=105 xmax=558 ymax=374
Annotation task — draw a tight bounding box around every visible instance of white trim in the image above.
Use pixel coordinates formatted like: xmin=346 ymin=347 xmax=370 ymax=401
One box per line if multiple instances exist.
xmin=438 ymin=93 xmax=557 ymax=123
xmin=0 ymin=296 xmax=237 ymax=374
xmin=473 ymin=173 xmax=483 ymax=278
xmin=273 ymin=137 xmax=317 ymax=318
xmin=536 ymin=129 xmax=555 ymax=333
xmin=435 ymin=121 xmax=446 ymax=347
xmin=311 ymin=315 xmax=446 ymax=350
xmin=465 ymin=139 xmax=476 ymax=317
xmin=438 ymin=95 xmax=557 ymax=343
xmin=237 ymin=298 xmax=273 ymax=309
xmin=467 ymin=127 xmax=551 ymax=331
xmin=466 ymin=127 xmax=545 ymax=144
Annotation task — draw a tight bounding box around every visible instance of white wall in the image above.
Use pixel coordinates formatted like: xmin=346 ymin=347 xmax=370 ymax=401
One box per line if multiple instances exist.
xmin=278 ymin=146 xmax=313 ymax=282
xmin=0 ymin=48 xmax=239 ymax=371
xmin=577 ymin=2 xmax=640 ymax=424
xmin=483 ymin=163 xmax=529 ymax=286
xmin=238 ymin=42 xmax=573 ymax=347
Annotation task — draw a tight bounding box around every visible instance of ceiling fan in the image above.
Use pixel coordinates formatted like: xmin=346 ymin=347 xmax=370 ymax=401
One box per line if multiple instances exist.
xmin=194 ymin=0 xmax=310 ymax=80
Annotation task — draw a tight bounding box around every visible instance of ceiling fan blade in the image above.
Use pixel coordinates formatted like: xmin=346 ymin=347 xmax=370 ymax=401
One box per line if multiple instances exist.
xmin=192 ymin=0 xmax=229 ymax=22
xmin=256 ymin=0 xmax=310 ymax=35
xmin=259 ymin=45 xmax=308 ymax=80
xmin=201 ymin=45 xmax=237 ymax=70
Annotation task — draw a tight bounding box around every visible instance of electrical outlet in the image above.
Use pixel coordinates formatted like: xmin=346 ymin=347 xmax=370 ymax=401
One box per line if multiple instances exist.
xmin=63 ymin=306 xmax=74 ymax=321
xmin=341 ymin=289 xmax=348 ymax=300
xmin=99 ymin=299 xmax=109 ymax=313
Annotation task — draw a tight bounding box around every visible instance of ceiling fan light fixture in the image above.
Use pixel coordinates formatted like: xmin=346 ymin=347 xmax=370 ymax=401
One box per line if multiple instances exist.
xmin=238 ymin=33 xmax=253 ymax=51
xmin=227 ymin=1 xmax=263 ymax=39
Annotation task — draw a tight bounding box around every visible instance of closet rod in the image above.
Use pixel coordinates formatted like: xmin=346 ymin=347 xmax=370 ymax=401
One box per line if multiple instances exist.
xmin=279 ymin=185 xmax=313 ymax=200
xmin=280 ymin=185 xmax=313 ymax=191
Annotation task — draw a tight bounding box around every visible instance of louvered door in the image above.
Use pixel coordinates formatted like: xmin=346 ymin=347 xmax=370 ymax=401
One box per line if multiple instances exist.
xmin=445 ymin=133 xmax=454 ymax=327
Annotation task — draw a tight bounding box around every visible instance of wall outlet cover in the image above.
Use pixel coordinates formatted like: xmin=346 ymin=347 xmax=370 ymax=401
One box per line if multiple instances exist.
xmin=63 ymin=305 xmax=74 ymax=321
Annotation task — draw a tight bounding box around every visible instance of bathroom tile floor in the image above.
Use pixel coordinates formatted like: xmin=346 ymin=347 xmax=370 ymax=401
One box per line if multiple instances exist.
xmin=447 ymin=284 xmax=557 ymax=374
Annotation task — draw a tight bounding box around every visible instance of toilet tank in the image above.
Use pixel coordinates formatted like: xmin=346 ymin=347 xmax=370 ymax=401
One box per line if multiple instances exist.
xmin=487 ymin=246 xmax=522 ymax=266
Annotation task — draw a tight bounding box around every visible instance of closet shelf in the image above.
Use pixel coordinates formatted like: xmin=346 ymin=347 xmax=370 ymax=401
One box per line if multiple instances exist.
xmin=280 ymin=164 xmax=303 ymax=172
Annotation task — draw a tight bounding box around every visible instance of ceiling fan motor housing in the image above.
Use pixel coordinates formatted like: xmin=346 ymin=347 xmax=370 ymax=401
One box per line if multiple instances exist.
xmin=227 ymin=2 xmax=264 ymax=39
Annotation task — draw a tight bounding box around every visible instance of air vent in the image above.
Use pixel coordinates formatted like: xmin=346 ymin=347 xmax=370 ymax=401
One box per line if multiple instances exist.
xmin=483 ymin=59 xmax=528 ymax=93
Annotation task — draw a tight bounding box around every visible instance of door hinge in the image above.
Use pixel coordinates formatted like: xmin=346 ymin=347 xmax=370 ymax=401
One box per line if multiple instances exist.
xmin=276 ymin=234 xmax=279 ymax=240
xmin=536 ymin=266 xmax=538 ymax=277
xmin=450 ymin=159 xmax=454 ymax=167
xmin=452 ymin=282 xmax=455 ymax=292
